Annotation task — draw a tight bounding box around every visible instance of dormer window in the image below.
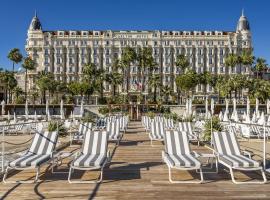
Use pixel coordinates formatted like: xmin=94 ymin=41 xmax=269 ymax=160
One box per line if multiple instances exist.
xmin=95 ymin=32 xmax=99 ymax=36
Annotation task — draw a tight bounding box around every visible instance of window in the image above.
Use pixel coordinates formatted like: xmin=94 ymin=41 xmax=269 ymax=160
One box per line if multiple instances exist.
xmin=106 ymin=49 xmax=110 ymax=55
xmin=81 ymin=57 xmax=84 ymax=64
xmin=220 ymin=49 xmax=223 ymax=55
xmin=198 ymin=57 xmax=202 ymax=64
xmin=57 ymin=57 xmax=61 ymax=64
xmin=45 ymin=49 xmax=49 ymax=55
xmin=154 ymin=41 xmax=158 ymax=46
xmin=45 ymin=57 xmax=49 ymax=64
xmin=93 ymin=49 xmax=97 ymax=55
xmin=209 ymin=58 xmax=212 ymax=64
xmin=69 ymin=57 xmax=73 ymax=64
xmin=106 ymin=58 xmax=109 ymax=64
xmin=220 ymin=57 xmax=223 ymax=64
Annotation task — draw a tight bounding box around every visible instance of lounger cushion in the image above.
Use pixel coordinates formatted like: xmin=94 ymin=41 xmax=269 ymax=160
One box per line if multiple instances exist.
xmin=164 ymin=153 xmax=201 ymax=168
xmin=9 ymin=154 xmax=51 ymax=167
xmin=219 ymin=154 xmax=260 ymax=168
xmin=72 ymin=154 xmax=107 ymax=167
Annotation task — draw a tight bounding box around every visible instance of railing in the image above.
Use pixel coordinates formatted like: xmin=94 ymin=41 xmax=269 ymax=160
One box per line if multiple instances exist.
xmin=0 ymin=120 xmax=66 ymax=173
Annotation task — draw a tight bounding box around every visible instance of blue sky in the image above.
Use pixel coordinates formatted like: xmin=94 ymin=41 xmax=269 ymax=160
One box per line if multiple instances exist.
xmin=0 ymin=0 xmax=269 ymax=70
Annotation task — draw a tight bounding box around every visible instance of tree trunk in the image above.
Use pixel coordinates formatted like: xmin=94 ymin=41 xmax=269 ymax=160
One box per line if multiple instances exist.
xmin=154 ymin=87 xmax=157 ymax=103
xmin=127 ymin=64 xmax=130 ymax=92
xmin=25 ymin=69 xmax=28 ymax=100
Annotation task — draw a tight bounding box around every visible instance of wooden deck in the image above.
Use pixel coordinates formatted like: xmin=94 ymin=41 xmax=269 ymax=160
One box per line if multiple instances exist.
xmin=1 ymin=121 xmax=270 ymax=200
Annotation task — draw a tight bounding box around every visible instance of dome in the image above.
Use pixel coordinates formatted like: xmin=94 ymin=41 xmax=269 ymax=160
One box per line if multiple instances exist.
xmin=236 ymin=10 xmax=250 ymax=32
xmin=29 ymin=11 xmax=42 ymax=31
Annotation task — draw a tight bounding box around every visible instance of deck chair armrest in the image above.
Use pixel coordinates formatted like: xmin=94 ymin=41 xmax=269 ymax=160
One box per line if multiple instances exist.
xmin=242 ymin=150 xmax=252 ymax=159
xmin=107 ymin=150 xmax=111 ymax=159
xmin=192 ymin=151 xmax=201 ymax=158
xmin=162 ymin=151 xmax=168 ymax=160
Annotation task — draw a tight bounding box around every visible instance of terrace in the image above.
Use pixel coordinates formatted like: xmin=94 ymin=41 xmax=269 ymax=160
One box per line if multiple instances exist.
xmin=1 ymin=121 xmax=270 ymax=200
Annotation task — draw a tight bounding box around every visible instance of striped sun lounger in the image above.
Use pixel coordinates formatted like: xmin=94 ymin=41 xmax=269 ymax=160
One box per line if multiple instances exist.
xmin=3 ymin=131 xmax=58 ymax=183
xmin=212 ymin=131 xmax=267 ymax=184
xmin=71 ymin=122 xmax=92 ymax=144
xmin=149 ymin=121 xmax=165 ymax=146
xmin=178 ymin=122 xmax=200 ymax=145
xmin=68 ymin=129 xmax=110 ymax=183
xmin=106 ymin=119 xmax=122 ymax=145
xmin=162 ymin=130 xmax=203 ymax=183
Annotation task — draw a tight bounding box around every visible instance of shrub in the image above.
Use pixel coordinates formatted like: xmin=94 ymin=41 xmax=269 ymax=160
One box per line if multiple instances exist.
xmin=147 ymin=111 xmax=155 ymax=119
xmin=98 ymin=107 xmax=109 ymax=115
xmin=48 ymin=121 xmax=67 ymax=137
xmin=203 ymin=116 xmax=223 ymax=142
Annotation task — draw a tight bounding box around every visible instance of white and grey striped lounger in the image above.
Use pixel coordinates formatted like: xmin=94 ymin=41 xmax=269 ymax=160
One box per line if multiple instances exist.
xmin=164 ymin=118 xmax=174 ymax=129
xmin=213 ymin=131 xmax=267 ymax=184
xmin=162 ymin=130 xmax=203 ymax=183
xmin=71 ymin=122 xmax=92 ymax=144
xmin=149 ymin=121 xmax=165 ymax=146
xmin=68 ymin=129 xmax=110 ymax=183
xmin=178 ymin=122 xmax=200 ymax=145
xmin=3 ymin=131 xmax=58 ymax=183
xmin=106 ymin=119 xmax=122 ymax=145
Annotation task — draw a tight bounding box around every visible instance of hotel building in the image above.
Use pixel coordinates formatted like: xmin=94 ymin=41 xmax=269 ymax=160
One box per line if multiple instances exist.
xmin=25 ymin=11 xmax=252 ymax=98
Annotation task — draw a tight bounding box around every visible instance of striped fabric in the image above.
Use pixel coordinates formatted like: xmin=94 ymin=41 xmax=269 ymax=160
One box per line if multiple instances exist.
xmin=178 ymin=122 xmax=197 ymax=140
xmin=150 ymin=121 xmax=165 ymax=140
xmin=96 ymin=118 xmax=107 ymax=129
xmin=10 ymin=131 xmax=58 ymax=167
xmin=73 ymin=122 xmax=92 ymax=141
xmin=213 ymin=131 xmax=259 ymax=168
xmin=164 ymin=118 xmax=174 ymax=129
xmin=72 ymin=130 xmax=108 ymax=167
xmin=106 ymin=120 xmax=120 ymax=140
xmin=145 ymin=117 xmax=152 ymax=131
xmin=164 ymin=130 xmax=200 ymax=168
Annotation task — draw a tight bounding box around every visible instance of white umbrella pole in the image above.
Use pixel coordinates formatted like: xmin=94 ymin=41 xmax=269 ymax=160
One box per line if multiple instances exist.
xmin=263 ymin=122 xmax=266 ymax=170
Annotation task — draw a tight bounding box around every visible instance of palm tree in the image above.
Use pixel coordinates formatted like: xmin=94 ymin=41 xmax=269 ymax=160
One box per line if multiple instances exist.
xmin=175 ymin=69 xmax=198 ymax=99
xmin=175 ymin=54 xmax=190 ymax=73
xmin=121 ymin=47 xmax=137 ymax=93
xmin=106 ymin=72 xmax=123 ymax=96
xmin=240 ymin=49 xmax=254 ymax=74
xmin=137 ymin=47 xmax=156 ymax=92
xmin=12 ymin=86 xmax=24 ymax=101
xmin=175 ymin=54 xmax=190 ymax=104
xmin=225 ymin=53 xmax=239 ymax=74
xmin=0 ymin=71 xmax=18 ymax=103
xmin=36 ymin=71 xmax=54 ymax=103
xmin=83 ymin=63 xmax=106 ymax=102
xmin=149 ymin=74 xmax=160 ymax=103
xmin=22 ymin=56 xmax=35 ymax=100
xmin=254 ymin=57 xmax=267 ymax=79
xmin=7 ymin=48 xmax=23 ymax=72
xmin=162 ymin=85 xmax=173 ymax=104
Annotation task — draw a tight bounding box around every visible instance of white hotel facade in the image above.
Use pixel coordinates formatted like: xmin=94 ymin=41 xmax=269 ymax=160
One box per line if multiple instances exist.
xmin=25 ymin=11 xmax=252 ymax=97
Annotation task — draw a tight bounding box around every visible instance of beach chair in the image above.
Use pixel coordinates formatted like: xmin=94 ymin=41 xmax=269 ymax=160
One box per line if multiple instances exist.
xmin=164 ymin=118 xmax=174 ymax=129
xmin=71 ymin=122 xmax=92 ymax=144
xmin=178 ymin=122 xmax=199 ymax=145
xmin=68 ymin=130 xmax=110 ymax=183
xmin=149 ymin=121 xmax=165 ymax=146
xmin=162 ymin=130 xmax=203 ymax=183
xmin=106 ymin=119 xmax=122 ymax=145
xmin=212 ymin=131 xmax=267 ymax=184
xmin=3 ymin=131 xmax=58 ymax=183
